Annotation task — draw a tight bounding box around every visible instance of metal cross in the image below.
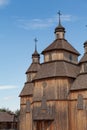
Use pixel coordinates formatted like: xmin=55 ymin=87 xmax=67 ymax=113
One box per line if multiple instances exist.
xmin=34 ymin=38 xmax=38 ymax=51
xmin=34 ymin=38 xmax=38 ymax=44
xmin=58 ymin=10 xmax=62 ymax=17
xmin=57 ymin=11 xmax=62 ymax=24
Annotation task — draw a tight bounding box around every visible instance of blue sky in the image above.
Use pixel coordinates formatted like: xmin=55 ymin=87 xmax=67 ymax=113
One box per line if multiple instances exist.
xmin=0 ymin=0 xmax=87 ymax=111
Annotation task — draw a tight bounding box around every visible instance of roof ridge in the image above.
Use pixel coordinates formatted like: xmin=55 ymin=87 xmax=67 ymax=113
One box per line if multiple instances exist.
xmin=70 ymin=73 xmax=87 ymax=91
xmin=42 ymin=39 xmax=80 ymax=55
xmin=79 ymin=53 xmax=87 ymax=63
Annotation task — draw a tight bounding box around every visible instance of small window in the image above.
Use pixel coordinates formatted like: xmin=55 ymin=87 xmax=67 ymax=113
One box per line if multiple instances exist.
xmin=77 ymin=94 xmax=83 ymax=110
xmin=27 ymin=74 xmax=32 ymax=82
xmin=69 ymin=54 xmax=72 ymax=61
xmin=49 ymin=53 xmax=52 ymax=61
xmin=56 ymin=34 xmax=59 ymax=39
xmin=26 ymin=100 xmax=31 ymax=113
xmin=80 ymin=64 xmax=84 ymax=73
xmin=84 ymin=63 xmax=87 ymax=72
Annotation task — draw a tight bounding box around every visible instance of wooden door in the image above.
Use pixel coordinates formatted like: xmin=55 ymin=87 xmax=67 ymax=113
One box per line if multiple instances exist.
xmin=36 ymin=121 xmax=49 ymax=130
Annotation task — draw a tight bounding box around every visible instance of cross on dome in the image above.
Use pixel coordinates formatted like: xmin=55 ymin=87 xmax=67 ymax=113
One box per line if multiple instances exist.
xmin=34 ymin=38 xmax=38 ymax=52
xmin=57 ymin=11 xmax=62 ymax=25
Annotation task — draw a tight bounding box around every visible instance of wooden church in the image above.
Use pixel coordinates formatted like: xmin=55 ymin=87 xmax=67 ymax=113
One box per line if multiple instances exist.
xmin=19 ymin=13 xmax=87 ymax=130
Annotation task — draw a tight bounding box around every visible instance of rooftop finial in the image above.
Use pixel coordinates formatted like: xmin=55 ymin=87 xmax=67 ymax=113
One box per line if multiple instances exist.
xmin=32 ymin=38 xmax=40 ymax=63
xmin=57 ymin=10 xmax=62 ymax=26
xmin=34 ymin=38 xmax=38 ymax=52
xmin=55 ymin=11 xmax=65 ymax=39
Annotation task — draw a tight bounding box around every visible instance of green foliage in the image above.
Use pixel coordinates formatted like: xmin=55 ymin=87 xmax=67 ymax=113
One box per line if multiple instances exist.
xmin=0 ymin=108 xmax=20 ymax=117
xmin=0 ymin=108 xmax=13 ymax=114
xmin=15 ymin=109 xmax=20 ymax=116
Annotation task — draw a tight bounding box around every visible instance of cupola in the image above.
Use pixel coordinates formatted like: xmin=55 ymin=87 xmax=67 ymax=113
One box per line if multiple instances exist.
xmin=84 ymin=41 xmax=87 ymax=53
xmin=79 ymin=41 xmax=87 ymax=73
xmin=55 ymin=11 xmax=65 ymax=39
xmin=25 ymin=38 xmax=40 ymax=82
xmin=32 ymin=38 xmax=40 ymax=63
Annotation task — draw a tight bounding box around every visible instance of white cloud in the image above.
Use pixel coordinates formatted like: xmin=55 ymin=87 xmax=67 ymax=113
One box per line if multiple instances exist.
xmin=16 ymin=14 xmax=72 ymax=30
xmin=0 ymin=0 xmax=10 ymax=6
xmin=16 ymin=18 xmax=53 ymax=30
xmin=61 ymin=15 xmax=72 ymax=21
xmin=0 ymin=85 xmax=17 ymax=90
xmin=3 ymin=96 xmax=14 ymax=101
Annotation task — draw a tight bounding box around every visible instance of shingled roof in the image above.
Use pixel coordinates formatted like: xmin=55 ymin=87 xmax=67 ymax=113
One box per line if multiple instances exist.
xmin=70 ymin=73 xmax=87 ymax=91
xmin=34 ymin=61 xmax=79 ymax=80
xmin=79 ymin=53 xmax=87 ymax=64
xmin=42 ymin=39 xmax=80 ymax=55
xmin=0 ymin=112 xmax=15 ymax=122
xmin=26 ymin=63 xmax=40 ymax=74
xmin=19 ymin=82 xmax=34 ymax=97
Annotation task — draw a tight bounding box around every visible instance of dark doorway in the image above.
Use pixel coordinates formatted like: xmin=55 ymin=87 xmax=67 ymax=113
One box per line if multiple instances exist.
xmin=36 ymin=121 xmax=52 ymax=130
